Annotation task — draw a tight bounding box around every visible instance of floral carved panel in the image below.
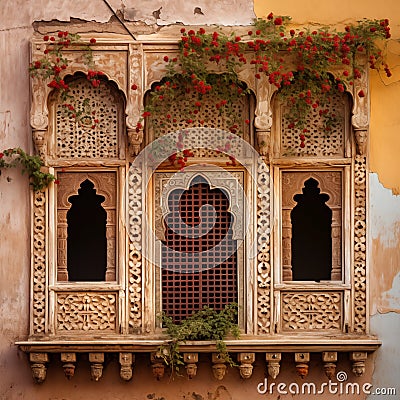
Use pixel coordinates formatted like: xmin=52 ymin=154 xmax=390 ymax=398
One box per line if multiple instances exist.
xmin=56 ymin=292 xmax=117 ymax=332
xmin=281 ymin=291 xmax=342 ymax=331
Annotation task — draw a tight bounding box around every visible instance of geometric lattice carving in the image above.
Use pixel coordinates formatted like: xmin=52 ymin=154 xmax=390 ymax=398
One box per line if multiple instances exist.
xmin=353 ymin=155 xmax=367 ymax=333
xmin=127 ymin=165 xmax=143 ymax=332
xmin=32 ymin=190 xmax=47 ymax=334
xmin=256 ymin=157 xmax=272 ymax=334
xmin=281 ymin=291 xmax=342 ymax=331
xmin=54 ymin=78 xmax=122 ymax=159
xmin=147 ymin=87 xmax=251 ymax=158
xmin=280 ymin=92 xmax=347 ymax=157
xmin=281 ymin=171 xmax=342 ymax=281
xmin=56 ymin=292 xmax=117 ymax=332
xmin=56 ymin=172 xmax=117 ymax=281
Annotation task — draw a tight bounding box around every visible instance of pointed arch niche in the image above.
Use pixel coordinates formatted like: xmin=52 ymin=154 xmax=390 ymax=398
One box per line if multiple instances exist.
xmin=56 ymin=171 xmax=117 ymax=282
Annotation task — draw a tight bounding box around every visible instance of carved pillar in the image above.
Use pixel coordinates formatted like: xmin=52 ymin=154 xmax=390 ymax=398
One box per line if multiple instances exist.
xmin=237 ymin=353 xmax=255 ymax=379
xmin=119 ymin=353 xmax=134 ymax=381
xmin=61 ymin=352 xmax=76 ymax=379
xmin=127 ymin=163 xmax=143 ymax=333
xmin=89 ymin=353 xmax=104 ymax=381
xmin=183 ymin=353 xmax=198 ymax=379
xmin=126 ymin=44 xmax=144 ymax=157
xmin=256 ymin=157 xmax=272 ymax=333
xmin=30 ymin=353 xmax=49 ymax=384
xmin=350 ymin=351 xmax=367 ymax=377
xmin=254 ymin=76 xmax=278 ymax=159
xmin=266 ymin=352 xmax=281 ymax=379
xmin=295 ymin=352 xmax=310 ymax=379
xmin=211 ymin=353 xmax=227 ymax=381
xmin=322 ymin=352 xmax=337 ymax=380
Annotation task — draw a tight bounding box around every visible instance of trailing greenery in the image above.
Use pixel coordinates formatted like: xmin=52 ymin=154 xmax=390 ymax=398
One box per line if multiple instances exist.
xmin=132 ymin=14 xmax=392 ymax=153
xmin=0 ymin=148 xmax=56 ymax=191
xmin=158 ymin=303 xmax=240 ymax=375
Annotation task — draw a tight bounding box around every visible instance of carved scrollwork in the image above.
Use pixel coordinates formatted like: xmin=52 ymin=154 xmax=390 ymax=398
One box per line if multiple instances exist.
xmin=353 ymin=155 xmax=367 ymax=333
xmin=127 ymin=164 xmax=143 ymax=332
xmin=56 ymin=292 xmax=117 ymax=332
xmin=256 ymin=157 xmax=271 ymax=333
xmin=281 ymin=292 xmax=342 ymax=331
xmin=32 ymin=190 xmax=47 ymax=334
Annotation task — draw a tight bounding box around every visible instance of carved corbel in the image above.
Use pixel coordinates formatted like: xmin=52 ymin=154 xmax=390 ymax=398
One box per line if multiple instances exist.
xmin=351 ymin=54 xmax=369 ymax=155
xmin=266 ymin=352 xmax=281 ymax=379
xmin=322 ymin=352 xmax=337 ymax=380
xmin=237 ymin=353 xmax=255 ymax=379
xmin=211 ymin=353 xmax=227 ymax=381
xmin=61 ymin=352 xmax=76 ymax=380
xmin=30 ymin=353 xmax=49 ymax=384
xmin=350 ymin=351 xmax=367 ymax=377
xmin=254 ymin=76 xmax=277 ymax=159
xmin=184 ymin=353 xmax=198 ymax=379
xmin=150 ymin=352 xmax=166 ymax=380
xmin=89 ymin=353 xmax=104 ymax=381
xmin=119 ymin=352 xmax=134 ymax=381
xmin=31 ymin=72 xmax=50 ymax=158
xmin=127 ymin=127 xmax=144 ymax=157
xmin=126 ymin=44 xmax=144 ymax=157
xmin=295 ymin=352 xmax=310 ymax=379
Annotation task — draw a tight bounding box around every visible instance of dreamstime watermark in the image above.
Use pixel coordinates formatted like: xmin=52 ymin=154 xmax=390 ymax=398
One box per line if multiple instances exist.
xmin=125 ymin=128 xmax=268 ymax=273
xmin=256 ymin=371 xmax=397 ymax=396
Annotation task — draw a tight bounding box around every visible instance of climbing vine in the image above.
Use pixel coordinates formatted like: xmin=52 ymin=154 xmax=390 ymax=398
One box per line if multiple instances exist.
xmin=133 ymin=14 xmax=391 ymax=155
xmin=0 ymin=148 xmax=56 ymax=191
xmin=158 ymin=303 xmax=240 ymax=376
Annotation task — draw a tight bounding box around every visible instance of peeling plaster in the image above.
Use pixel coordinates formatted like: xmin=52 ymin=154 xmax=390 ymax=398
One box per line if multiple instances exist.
xmin=368 ymin=313 xmax=400 ymax=400
xmin=369 ymin=173 xmax=400 ymax=316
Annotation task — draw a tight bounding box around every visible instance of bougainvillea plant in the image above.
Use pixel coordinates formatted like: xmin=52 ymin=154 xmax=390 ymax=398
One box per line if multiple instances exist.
xmin=29 ymin=31 xmax=103 ymax=126
xmin=133 ymin=14 xmax=391 ymax=160
xmin=0 ymin=148 xmax=56 ymax=191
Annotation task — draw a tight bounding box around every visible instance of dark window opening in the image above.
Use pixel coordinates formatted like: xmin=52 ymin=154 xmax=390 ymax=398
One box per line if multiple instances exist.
xmin=67 ymin=179 xmax=107 ymax=281
xmin=162 ymin=177 xmax=237 ymax=322
xmin=290 ymin=177 xmax=332 ymax=281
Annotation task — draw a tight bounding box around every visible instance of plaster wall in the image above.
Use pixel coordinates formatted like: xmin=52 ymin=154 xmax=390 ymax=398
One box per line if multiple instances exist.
xmin=0 ymin=0 xmax=399 ymax=399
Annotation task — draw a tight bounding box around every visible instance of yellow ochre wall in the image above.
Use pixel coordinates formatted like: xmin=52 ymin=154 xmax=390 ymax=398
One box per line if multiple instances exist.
xmin=255 ymin=0 xmax=400 ymax=193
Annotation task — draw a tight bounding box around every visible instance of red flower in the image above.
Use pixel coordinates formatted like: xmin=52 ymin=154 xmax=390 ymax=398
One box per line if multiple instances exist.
xmin=300 ymin=142 xmax=305 ymax=148
xmin=290 ymin=29 xmax=295 ymax=37
xmin=267 ymin=12 xmax=274 ymax=20
xmin=50 ymin=36 xmax=55 ymax=41
xmin=163 ymin=55 xmax=169 ymax=62
xmin=142 ymin=111 xmax=151 ymax=118
xmin=34 ymin=61 xmax=41 ymax=69
xmin=0 ymin=153 xmax=3 ymax=158
xmin=43 ymin=35 xmax=49 ymax=41
xmin=90 ymin=38 xmax=97 ymax=44
xmin=256 ymin=30 xmax=261 ymax=35
xmin=131 ymin=84 xmax=138 ymax=90
xmin=274 ymin=17 xmax=283 ymax=26
xmin=358 ymin=90 xmax=365 ymax=97
xmin=245 ymin=119 xmax=250 ymax=124
xmin=180 ymin=28 xmax=186 ymax=33
xmin=58 ymin=31 xmax=64 ymax=38
xmin=198 ymin=28 xmax=206 ymax=35
xmin=54 ymin=179 xmax=60 ymax=185
xmin=337 ymin=83 xmax=345 ymax=92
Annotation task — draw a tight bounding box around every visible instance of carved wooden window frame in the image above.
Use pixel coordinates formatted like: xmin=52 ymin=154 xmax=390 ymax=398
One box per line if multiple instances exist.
xmin=151 ymin=168 xmax=249 ymax=332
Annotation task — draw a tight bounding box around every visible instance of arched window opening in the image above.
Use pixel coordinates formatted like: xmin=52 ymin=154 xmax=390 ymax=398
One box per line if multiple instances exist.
xmin=162 ymin=177 xmax=237 ymax=323
xmin=67 ymin=179 xmax=107 ymax=281
xmin=290 ymin=178 xmax=332 ymax=281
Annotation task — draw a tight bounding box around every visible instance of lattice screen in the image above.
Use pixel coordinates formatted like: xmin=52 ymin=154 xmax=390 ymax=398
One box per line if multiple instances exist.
xmin=55 ymin=77 xmax=122 ymax=159
xmin=280 ymin=91 xmax=347 ymax=157
xmin=162 ymin=181 xmax=237 ymax=322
